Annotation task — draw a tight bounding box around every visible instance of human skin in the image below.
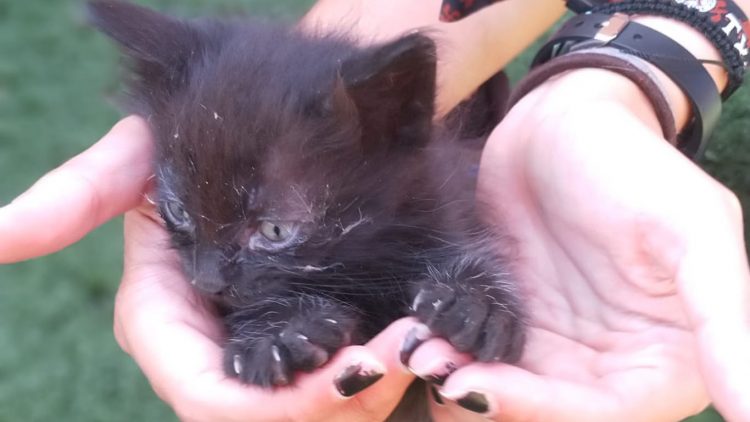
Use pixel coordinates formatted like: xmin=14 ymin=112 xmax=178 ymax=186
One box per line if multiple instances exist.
xmin=426 ymin=70 xmax=750 ymax=421
xmin=300 ymin=0 xmax=566 ymax=117
xmin=414 ymin=4 xmax=750 ymax=421
xmin=1 ymin=0 xmax=749 ymax=420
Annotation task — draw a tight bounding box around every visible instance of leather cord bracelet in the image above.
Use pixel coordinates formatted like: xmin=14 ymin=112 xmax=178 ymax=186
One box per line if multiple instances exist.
xmin=509 ymin=48 xmax=678 ymax=145
xmin=531 ymin=12 xmax=722 ymax=157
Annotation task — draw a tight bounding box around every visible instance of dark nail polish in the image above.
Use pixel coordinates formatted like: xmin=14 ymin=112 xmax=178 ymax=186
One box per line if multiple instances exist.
xmin=399 ymin=324 xmax=432 ymax=366
xmin=424 ymin=361 xmax=457 ymax=386
xmin=426 ymin=373 xmax=448 ymax=386
xmin=334 ymin=364 xmax=384 ymax=397
xmin=430 ymin=385 xmax=444 ymax=405
xmin=456 ymin=391 xmax=490 ymax=414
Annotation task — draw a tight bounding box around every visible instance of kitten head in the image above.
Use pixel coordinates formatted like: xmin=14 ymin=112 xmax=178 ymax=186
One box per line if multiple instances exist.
xmin=90 ymin=0 xmax=438 ymax=295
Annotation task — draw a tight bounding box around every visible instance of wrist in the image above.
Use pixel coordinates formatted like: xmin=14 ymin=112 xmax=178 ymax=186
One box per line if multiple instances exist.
xmin=512 ymin=67 xmax=666 ymax=136
xmin=521 ymin=13 xmax=730 ymax=136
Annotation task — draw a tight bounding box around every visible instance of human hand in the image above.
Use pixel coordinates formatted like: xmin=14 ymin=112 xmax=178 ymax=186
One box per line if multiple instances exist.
xmin=412 ymin=69 xmax=750 ymax=422
xmin=0 ymin=117 xmax=419 ymax=422
xmin=116 ymin=200 xmax=419 ymax=422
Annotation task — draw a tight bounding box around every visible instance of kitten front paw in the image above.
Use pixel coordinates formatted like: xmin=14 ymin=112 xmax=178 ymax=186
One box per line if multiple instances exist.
xmin=411 ymin=282 xmax=525 ymax=363
xmin=224 ymin=312 xmax=358 ymax=387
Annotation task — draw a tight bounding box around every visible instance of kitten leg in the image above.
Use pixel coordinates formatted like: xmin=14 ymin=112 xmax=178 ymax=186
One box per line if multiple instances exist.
xmin=223 ymin=294 xmax=360 ymax=387
xmin=410 ymin=254 xmax=525 ymax=363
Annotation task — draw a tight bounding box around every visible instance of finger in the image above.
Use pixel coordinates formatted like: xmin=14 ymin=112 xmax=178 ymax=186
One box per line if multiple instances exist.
xmin=433 ymin=363 xmax=702 ymax=422
xmin=435 ymin=363 xmax=617 ymax=422
xmin=404 ymin=337 xmax=471 ymax=384
xmin=675 ymin=194 xmax=750 ymax=422
xmin=337 ymin=318 xmax=419 ymax=420
xmin=281 ymin=319 xmax=419 ymax=422
xmin=118 ymin=210 xmax=416 ymax=422
xmin=173 ymin=324 xmax=417 ymax=422
xmin=0 ymin=116 xmax=154 ymax=263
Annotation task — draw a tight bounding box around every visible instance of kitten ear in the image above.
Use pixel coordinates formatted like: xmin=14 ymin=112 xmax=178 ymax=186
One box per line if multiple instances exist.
xmin=340 ymin=32 xmax=437 ymax=150
xmin=88 ymin=0 xmax=203 ymax=102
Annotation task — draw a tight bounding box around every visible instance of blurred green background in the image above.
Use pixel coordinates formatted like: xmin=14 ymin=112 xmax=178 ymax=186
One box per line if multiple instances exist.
xmin=0 ymin=1 xmax=746 ymax=421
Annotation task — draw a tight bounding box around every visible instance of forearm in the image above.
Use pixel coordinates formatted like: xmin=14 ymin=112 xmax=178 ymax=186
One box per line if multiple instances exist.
xmin=299 ymin=0 xmax=443 ymax=41
xmin=300 ymin=0 xmax=565 ymax=117
xmin=433 ymin=0 xmax=566 ymax=116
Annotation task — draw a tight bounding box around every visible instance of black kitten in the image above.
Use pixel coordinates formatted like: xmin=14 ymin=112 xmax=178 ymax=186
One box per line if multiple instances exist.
xmin=89 ymin=0 xmax=525 ymax=389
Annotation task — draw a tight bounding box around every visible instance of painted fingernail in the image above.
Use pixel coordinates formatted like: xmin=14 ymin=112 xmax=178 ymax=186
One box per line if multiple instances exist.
xmin=455 ymin=391 xmax=491 ymax=414
xmin=334 ymin=363 xmax=384 ymax=397
xmin=418 ymin=360 xmax=457 ymax=386
xmin=430 ymin=385 xmax=444 ymax=405
xmin=399 ymin=324 xmax=432 ymax=366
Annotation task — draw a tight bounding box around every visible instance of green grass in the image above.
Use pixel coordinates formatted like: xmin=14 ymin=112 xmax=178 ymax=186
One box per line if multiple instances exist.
xmin=0 ymin=1 xmax=745 ymax=421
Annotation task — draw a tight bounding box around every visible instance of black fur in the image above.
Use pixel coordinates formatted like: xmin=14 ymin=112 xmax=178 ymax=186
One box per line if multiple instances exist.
xmin=89 ymin=0 xmax=525 ymax=399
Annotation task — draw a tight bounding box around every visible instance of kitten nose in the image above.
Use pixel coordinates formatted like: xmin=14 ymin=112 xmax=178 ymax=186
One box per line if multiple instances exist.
xmin=191 ymin=249 xmax=229 ymax=294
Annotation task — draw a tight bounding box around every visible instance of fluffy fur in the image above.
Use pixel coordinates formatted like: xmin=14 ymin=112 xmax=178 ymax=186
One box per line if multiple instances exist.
xmin=89 ymin=0 xmax=525 ymax=409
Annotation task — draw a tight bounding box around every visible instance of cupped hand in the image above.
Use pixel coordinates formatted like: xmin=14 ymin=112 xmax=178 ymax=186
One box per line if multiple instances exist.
xmin=420 ymin=70 xmax=750 ymax=422
xmin=117 ymin=203 xmax=419 ymax=422
xmin=0 ymin=116 xmax=417 ymax=422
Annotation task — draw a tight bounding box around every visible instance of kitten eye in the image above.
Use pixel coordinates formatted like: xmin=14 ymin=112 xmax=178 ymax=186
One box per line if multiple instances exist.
xmin=163 ymin=200 xmax=192 ymax=229
xmin=258 ymin=221 xmax=296 ymax=242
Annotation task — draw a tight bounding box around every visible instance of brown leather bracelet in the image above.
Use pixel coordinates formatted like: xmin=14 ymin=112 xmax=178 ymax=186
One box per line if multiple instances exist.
xmin=529 ymin=13 xmax=722 ymax=157
xmin=507 ymin=49 xmax=678 ymax=145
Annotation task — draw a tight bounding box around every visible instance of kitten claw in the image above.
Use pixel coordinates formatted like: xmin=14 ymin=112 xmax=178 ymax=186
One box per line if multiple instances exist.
xmin=271 ymin=345 xmax=282 ymax=363
xmin=307 ymin=346 xmax=329 ymax=368
xmin=411 ymin=287 xmax=449 ymax=313
xmin=411 ymin=281 xmax=525 ymax=363
xmin=224 ymin=309 xmax=358 ymax=387
xmin=411 ymin=289 xmax=427 ymax=311
xmin=399 ymin=323 xmax=433 ymax=366
xmin=233 ymin=354 xmax=243 ymax=375
xmin=285 ymin=327 xmax=332 ymax=369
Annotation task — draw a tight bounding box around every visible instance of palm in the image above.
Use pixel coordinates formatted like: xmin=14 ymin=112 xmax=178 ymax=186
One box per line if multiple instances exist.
xmin=463 ymin=104 xmax=715 ymax=421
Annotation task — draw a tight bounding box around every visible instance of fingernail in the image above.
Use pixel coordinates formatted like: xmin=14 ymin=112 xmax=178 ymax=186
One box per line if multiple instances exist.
xmin=399 ymin=324 xmax=432 ymax=366
xmin=413 ymin=359 xmax=457 ymax=386
xmin=334 ymin=363 xmax=384 ymax=397
xmin=453 ymin=391 xmax=491 ymax=414
xmin=430 ymin=384 xmax=444 ymax=405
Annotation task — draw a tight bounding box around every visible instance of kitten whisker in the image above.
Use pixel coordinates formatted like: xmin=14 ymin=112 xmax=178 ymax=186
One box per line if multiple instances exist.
xmin=338 ymin=212 xmax=372 ymax=237
xmin=290 ymin=185 xmax=315 ymax=217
